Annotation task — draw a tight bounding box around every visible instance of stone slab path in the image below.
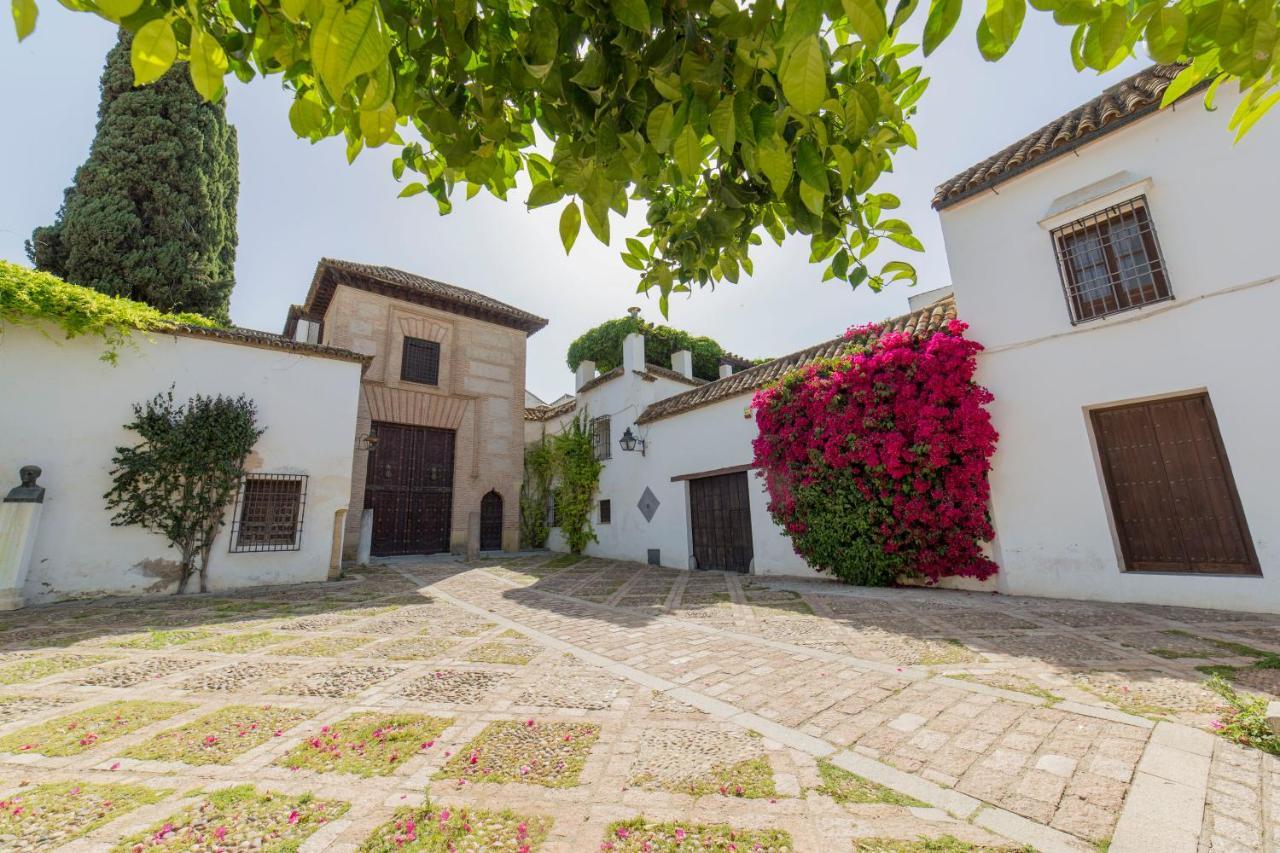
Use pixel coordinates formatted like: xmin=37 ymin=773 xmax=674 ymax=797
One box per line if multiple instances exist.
xmin=0 ymin=555 xmax=1275 ymax=851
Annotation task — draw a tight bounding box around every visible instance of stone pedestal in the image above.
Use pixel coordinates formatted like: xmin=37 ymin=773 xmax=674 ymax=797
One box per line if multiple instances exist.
xmin=356 ymin=509 xmax=373 ymax=564
xmin=0 ymin=502 xmax=40 ymax=611
xmin=328 ymin=509 xmax=347 ymax=580
xmin=466 ymin=511 xmax=481 ymax=561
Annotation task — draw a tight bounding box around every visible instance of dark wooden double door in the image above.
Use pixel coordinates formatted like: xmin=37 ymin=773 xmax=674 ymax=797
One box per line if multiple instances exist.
xmin=689 ymin=471 xmax=754 ymax=573
xmin=366 ymin=422 xmax=455 ymax=556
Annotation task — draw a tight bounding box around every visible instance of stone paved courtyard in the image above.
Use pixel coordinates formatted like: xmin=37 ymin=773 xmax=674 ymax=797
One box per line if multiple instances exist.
xmin=0 ymin=556 xmax=1277 ymax=851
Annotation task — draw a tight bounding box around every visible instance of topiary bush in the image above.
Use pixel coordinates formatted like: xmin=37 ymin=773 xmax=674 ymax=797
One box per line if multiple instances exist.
xmin=566 ymin=315 xmax=725 ymax=381
xmin=751 ymin=320 xmax=998 ymax=586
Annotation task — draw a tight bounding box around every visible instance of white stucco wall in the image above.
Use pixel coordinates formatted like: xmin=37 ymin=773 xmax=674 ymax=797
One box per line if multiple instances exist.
xmin=0 ymin=324 xmax=363 ymax=604
xmin=939 ymin=89 xmax=1280 ymax=612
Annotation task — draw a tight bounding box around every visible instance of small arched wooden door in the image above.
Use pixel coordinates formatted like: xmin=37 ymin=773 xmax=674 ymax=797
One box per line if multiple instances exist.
xmin=480 ymin=490 xmax=503 ymax=551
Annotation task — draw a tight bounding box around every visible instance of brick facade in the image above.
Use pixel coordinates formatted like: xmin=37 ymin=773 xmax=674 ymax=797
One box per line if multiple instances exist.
xmin=309 ymin=275 xmax=534 ymax=559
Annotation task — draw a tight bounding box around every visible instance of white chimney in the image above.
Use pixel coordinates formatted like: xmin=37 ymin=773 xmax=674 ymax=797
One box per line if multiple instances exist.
xmin=671 ymin=349 xmax=693 ymax=379
xmin=718 ymin=362 xmax=733 ymax=380
xmin=575 ymin=359 xmax=597 ymax=391
xmin=622 ymin=332 xmax=646 ymax=373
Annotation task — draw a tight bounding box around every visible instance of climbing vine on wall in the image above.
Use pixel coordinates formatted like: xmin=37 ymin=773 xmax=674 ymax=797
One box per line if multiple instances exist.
xmin=520 ymin=437 xmax=554 ymax=549
xmin=551 ymin=413 xmax=603 ymax=555
xmin=751 ymin=320 xmax=998 ymax=586
xmin=0 ymin=261 xmax=216 ymax=364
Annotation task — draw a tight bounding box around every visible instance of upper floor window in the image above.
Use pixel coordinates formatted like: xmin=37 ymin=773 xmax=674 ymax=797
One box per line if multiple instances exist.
xmin=1051 ymin=197 xmax=1171 ymax=324
xmin=591 ymin=416 xmax=611 ymax=461
xmin=401 ymin=337 xmax=441 ymax=385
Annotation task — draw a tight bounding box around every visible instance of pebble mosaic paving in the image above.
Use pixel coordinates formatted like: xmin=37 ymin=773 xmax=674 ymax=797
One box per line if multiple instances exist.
xmin=0 ymin=556 xmax=1276 ymax=849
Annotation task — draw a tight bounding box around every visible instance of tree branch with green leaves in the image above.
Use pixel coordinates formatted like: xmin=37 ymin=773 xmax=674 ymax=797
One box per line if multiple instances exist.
xmin=14 ymin=0 xmax=1277 ymax=311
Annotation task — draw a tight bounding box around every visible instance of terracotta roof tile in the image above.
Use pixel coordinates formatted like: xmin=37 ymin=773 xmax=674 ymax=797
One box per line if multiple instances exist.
xmin=524 ymin=397 xmax=577 ymax=422
xmin=933 ymin=64 xmax=1190 ymax=209
xmin=635 ymin=295 xmax=957 ymax=424
xmin=302 ymin=258 xmax=549 ymax=334
xmin=170 ymin=325 xmax=370 ymax=365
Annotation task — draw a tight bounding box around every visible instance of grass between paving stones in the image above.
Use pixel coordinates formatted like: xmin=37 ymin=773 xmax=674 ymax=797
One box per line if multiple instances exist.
xmin=190 ymin=632 xmax=293 ymax=653
xmin=0 ymin=781 xmax=170 ymax=849
xmin=602 ymin=818 xmax=793 ymax=852
xmin=944 ymin=673 xmax=1063 ymax=704
xmin=542 ymin=554 xmax=584 ymax=569
xmin=814 ymin=759 xmax=928 ymax=806
xmin=917 ymin=639 xmax=979 ymax=666
xmin=464 ymin=642 xmax=541 ymax=665
xmin=635 ymin=757 xmax=777 ymax=798
xmin=279 ymin=712 xmax=452 ymax=776
xmin=123 ymin=704 xmax=316 ymax=765
xmin=1203 ymin=675 xmax=1280 ymax=754
xmin=0 ymin=653 xmax=114 ymax=685
xmin=111 ymin=784 xmax=348 ymax=851
xmin=358 ymin=803 xmax=552 ymax=851
xmin=105 ymin=629 xmax=215 ymax=650
xmin=274 ymin=636 xmax=374 ymax=656
xmin=369 ymin=637 xmax=459 ymax=660
xmin=0 ymin=700 xmax=193 ymax=757
xmin=852 ymin=837 xmax=1032 ymax=851
xmin=436 ymin=719 xmax=599 ymax=787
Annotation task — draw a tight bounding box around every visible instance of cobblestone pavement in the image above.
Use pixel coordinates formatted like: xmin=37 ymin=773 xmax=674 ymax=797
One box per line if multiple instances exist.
xmin=0 ymin=556 xmax=1276 ymax=851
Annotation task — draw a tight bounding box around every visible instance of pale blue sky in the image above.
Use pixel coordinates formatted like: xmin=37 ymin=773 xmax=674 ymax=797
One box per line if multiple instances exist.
xmin=1 ymin=8 xmax=1148 ymax=399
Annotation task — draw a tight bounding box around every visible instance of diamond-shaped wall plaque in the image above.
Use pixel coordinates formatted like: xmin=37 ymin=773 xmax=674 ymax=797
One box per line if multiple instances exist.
xmin=637 ymin=487 xmax=660 ymax=523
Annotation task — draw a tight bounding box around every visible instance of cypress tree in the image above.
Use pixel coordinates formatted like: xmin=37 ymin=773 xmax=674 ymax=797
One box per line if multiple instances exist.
xmin=28 ymin=29 xmax=238 ymax=323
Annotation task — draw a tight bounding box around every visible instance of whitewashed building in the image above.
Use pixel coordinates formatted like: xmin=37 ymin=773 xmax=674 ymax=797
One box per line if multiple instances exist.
xmin=0 ymin=320 xmax=367 ymax=604
xmin=935 ymin=64 xmax=1280 ymax=612
xmin=524 ymin=298 xmax=958 ymax=578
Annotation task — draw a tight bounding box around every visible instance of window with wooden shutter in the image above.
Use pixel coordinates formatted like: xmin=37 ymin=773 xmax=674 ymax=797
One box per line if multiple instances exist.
xmin=1052 ymin=197 xmax=1172 ymax=323
xmin=230 ymin=474 xmax=307 ymax=552
xmin=401 ymin=337 xmax=441 ymax=385
xmin=1091 ymin=393 xmax=1258 ymax=575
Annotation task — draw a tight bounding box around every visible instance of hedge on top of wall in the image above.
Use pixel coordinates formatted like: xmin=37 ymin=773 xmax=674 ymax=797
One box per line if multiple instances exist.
xmin=0 ymin=261 xmax=217 ymax=363
xmin=566 ymin=314 xmax=726 ymax=382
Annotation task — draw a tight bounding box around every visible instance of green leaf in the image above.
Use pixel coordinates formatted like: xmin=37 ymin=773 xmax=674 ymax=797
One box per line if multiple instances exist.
xmin=795 ymin=138 xmax=829 ymax=194
xmin=780 ymin=36 xmax=828 ymax=115
xmin=559 ymin=201 xmax=582 ymax=254
xmin=1082 ymin=4 xmax=1129 ymax=70
xmin=96 ymin=0 xmax=141 ymax=21
xmin=188 ymin=30 xmax=228 ymax=102
xmin=1161 ymin=61 xmax=1210 ymax=108
xmin=646 ymin=103 xmax=676 ymax=153
xmin=886 ymin=231 xmax=924 ymax=251
xmin=612 ymin=0 xmax=650 ymax=31
xmin=709 ymin=97 xmax=736 ymax=154
xmin=1233 ymin=89 xmax=1280 ymax=141
xmin=130 ymin=18 xmax=177 ymax=85
xmin=799 ymin=182 xmax=826 ymax=215
xmin=584 ymin=203 xmax=610 ymax=244
xmin=621 ymin=252 xmax=645 ymax=270
xmin=842 ymin=0 xmax=887 ymax=46
xmin=11 ymin=0 xmax=36 ymax=41
xmin=673 ymin=124 xmax=702 ymax=180
xmin=625 ymin=237 xmax=650 ymax=259
xmin=288 ymin=90 xmax=328 ymax=137
xmin=922 ymin=0 xmax=962 ymax=54
xmin=527 ymin=181 xmax=564 ymax=208
xmin=310 ymin=0 xmax=392 ymax=99
xmin=359 ymin=103 xmax=397 ymax=147
xmin=977 ymin=0 xmax=1025 ymax=60
xmin=280 ymin=0 xmax=306 ymax=22
xmin=1145 ymin=7 xmax=1187 ymax=64
xmin=398 ymin=182 xmax=427 ymax=198
xmin=756 ymin=136 xmax=793 ymax=194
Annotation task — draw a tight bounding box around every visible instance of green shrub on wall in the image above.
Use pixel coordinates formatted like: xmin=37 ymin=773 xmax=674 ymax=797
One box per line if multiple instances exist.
xmin=520 ymin=438 xmax=554 ymax=548
xmin=551 ymin=413 xmax=603 ymax=554
xmin=0 ymin=261 xmax=217 ymax=363
xmin=566 ymin=315 xmax=725 ymax=382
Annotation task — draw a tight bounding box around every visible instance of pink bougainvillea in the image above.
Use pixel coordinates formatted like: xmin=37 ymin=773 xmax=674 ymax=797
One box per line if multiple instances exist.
xmin=750 ymin=319 xmax=998 ymax=585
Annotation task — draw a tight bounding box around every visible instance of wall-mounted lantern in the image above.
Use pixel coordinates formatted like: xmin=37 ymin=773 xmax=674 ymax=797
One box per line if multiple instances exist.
xmin=355 ymin=432 xmax=380 ymax=452
xmin=618 ymin=426 xmax=647 ymax=456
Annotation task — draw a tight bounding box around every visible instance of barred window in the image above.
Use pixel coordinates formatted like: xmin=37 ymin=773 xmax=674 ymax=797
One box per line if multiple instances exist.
xmin=591 ymin=416 xmax=611 ymax=461
xmin=1052 ymin=197 xmax=1171 ymax=324
xmin=230 ymin=474 xmax=307 ymax=552
xmin=599 ymin=499 xmax=611 ymax=524
xmin=401 ymin=337 xmax=441 ymax=385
